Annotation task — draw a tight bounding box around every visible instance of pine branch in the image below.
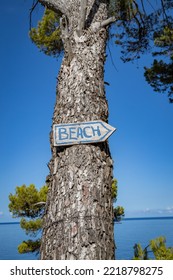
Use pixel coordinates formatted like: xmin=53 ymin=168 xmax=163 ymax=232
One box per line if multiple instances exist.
xmin=29 ymin=0 xmax=39 ymax=30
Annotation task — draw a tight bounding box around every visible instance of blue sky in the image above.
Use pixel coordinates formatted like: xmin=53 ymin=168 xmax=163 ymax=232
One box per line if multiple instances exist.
xmin=0 ymin=0 xmax=173 ymax=222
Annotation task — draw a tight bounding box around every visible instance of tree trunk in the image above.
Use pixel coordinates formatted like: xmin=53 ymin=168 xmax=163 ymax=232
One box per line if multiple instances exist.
xmin=40 ymin=0 xmax=115 ymax=260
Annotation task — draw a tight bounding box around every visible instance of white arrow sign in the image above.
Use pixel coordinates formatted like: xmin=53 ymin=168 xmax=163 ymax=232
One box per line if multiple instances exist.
xmin=53 ymin=120 xmax=116 ymax=146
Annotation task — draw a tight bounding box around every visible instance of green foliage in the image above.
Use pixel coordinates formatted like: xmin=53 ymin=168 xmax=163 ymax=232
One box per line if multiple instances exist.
xmin=133 ymin=236 xmax=173 ymax=260
xmin=110 ymin=0 xmax=142 ymax=21
xmin=154 ymin=26 xmax=173 ymax=51
xmin=150 ymin=236 xmax=173 ymax=260
xmin=9 ymin=184 xmax=48 ymax=254
xmin=9 ymin=180 xmax=123 ymax=254
xmin=30 ymin=1 xmax=173 ymax=61
xmin=20 ymin=218 xmax=43 ymax=235
xmin=112 ymin=179 xmax=125 ymax=222
xmin=112 ymin=178 xmax=118 ymax=201
xmin=133 ymin=243 xmax=149 ymax=260
xmin=144 ymin=59 xmax=173 ymax=97
xmin=29 ymin=1 xmax=173 ymax=101
xmin=109 ymin=0 xmax=154 ymax=61
xmin=110 ymin=1 xmax=173 ymax=101
xmin=18 ymin=240 xmax=41 ymax=254
xmin=29 ymin=9 xmax=63 ymax=57
xmin=144 ymin=26 xmax=173 ymax=101
xmin=9 ymin=184 xmax=48 ymax=218
xmin=114 ymin=206 xmax=125 ymax=222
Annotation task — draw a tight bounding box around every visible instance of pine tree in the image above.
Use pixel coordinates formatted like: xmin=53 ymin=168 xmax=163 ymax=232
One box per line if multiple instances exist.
xmin=144 ymin=26 xmax=173 ymax=102
xmin=112 ymin=179 xmax=125 ymax=222
xmin=133 ymin=236 xmax=173 ymax=260
xmin=8 ymin=180 xmax=123 ymax=255
xmin=28 ymin=0 xmax=173 ymax=259
xmin=9 ymin=184 xmax=48 ymax=254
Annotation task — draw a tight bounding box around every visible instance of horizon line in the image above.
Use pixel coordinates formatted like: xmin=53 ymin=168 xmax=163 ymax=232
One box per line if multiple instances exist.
xmin=1 ymin=216 xmax=173 ymax=225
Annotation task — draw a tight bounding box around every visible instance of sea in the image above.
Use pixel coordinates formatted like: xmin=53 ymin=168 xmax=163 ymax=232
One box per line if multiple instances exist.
xmin=0 ymin=217 xmax=173 ymax=260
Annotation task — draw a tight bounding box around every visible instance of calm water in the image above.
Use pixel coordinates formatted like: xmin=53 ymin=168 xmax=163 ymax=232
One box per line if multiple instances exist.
xmin=0 ymin=217 xmax=173 ymax=260
xmin=0 ymin=223 xmax=38 ymax=260
xmin=115 ymin=217 xmax=173 ymax=259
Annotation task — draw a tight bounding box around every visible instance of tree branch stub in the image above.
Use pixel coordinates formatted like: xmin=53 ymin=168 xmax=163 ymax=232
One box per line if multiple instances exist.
xmin=90 ymin=16 xmax=116 ymax=33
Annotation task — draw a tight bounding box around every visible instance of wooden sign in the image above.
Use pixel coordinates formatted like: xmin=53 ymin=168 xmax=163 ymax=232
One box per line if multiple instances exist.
xmin=53 ymin=120 xmax=116 ymax=146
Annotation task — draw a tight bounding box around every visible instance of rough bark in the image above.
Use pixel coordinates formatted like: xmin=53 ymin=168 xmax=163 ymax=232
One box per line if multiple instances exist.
xmin=39 ymin=0 xmax=73 ymax=16
xmin=40 ymin=0 xmax=115 ymax=260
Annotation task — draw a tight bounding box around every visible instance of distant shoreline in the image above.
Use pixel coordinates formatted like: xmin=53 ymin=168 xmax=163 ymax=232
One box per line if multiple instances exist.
xmin=0 ymin=222 xmax=20 ymax=225
xmin=123 ymin=216 xmax=173 ymax=221
xmin=1 ymin=216 xmax=173 ymax=225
